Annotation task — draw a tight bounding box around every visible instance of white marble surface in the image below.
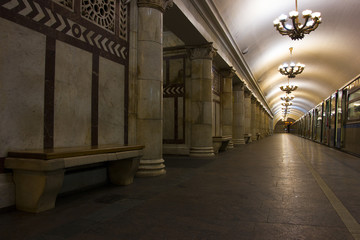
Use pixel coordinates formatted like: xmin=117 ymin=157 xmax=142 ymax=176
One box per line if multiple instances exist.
xmin=54 ymin=41 xmax=92 ymax=147
xmin=98 ymin=57 xmax=125 ymax=145
xmin=0 ymin=19 xmax=45 ymax=157
xmin=137 ymin=79 xmax=162 ymax=119
xmin=137 ymin=41 xmax=162 ymax=81
xmin=138 ymin=8 xmax=162 ymax=43
xmin=137 ymin=119 xmax=163 ymax=159
xmin=244 ymin=95 xmax=252 ymax=134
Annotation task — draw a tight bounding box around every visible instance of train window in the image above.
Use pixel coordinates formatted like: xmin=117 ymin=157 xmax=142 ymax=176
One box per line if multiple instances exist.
xmin=348 ymin=87 xmax=360 ymax=121
xmin=348 ymin=101 xmax=360 ymax=121
xmin=349 ymin=89 xmax=360 ymax=101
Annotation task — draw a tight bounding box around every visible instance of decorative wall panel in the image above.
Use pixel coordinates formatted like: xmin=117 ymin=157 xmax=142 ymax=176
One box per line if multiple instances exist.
xmin=163 ymin=55 xmax=186 ymax=144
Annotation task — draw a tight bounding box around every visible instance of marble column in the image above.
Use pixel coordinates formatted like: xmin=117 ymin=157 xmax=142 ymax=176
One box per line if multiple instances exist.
xmin=189 ymin=44 xmax=217 ymax=157
xmin=251 ymin=96 xmax=257 ymax=141
xmin=244 ymin=88 xmax=252 ymax=143
xmin=232 ymin=82 xmax=245 ymax=146
xmin=256 ymin=102 xmax=261 ymax=139
xmin=221 ymin=68 xmax=235 ymax=148
xmin=265 ymin=112 xmax=269 ymax=136
xmin=136 ymin=0 xmax=173 ymax=177
xmin=259 ymin=108 xmax=264 ymax=138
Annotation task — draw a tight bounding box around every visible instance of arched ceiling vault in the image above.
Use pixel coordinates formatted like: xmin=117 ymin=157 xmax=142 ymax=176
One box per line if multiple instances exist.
xmin=207 ymin=0 xmax=360 ymax=122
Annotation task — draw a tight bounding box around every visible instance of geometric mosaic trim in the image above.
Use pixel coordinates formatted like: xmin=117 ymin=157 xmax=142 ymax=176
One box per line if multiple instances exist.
xmin=2 ymin=0 xmax=127 ymax=60
xmin=53 ymin=0 xmax=73 ymax=10
xmin=164 ymin=85 xmax=184 ymax=97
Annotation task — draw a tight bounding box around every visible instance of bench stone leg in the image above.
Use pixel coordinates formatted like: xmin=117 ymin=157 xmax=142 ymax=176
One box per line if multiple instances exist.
xmin=13 ymin=169 xmax=64 ymax=213
xmin=108 ymin=158 xmax=140 ymax=185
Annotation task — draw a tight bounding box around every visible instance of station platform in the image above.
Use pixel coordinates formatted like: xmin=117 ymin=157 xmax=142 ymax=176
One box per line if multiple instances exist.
xmin=1 ymin=134 xmax=360 ymax=239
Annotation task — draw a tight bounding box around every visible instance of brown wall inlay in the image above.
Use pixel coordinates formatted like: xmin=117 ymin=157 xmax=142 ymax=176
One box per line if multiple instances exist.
xmin=44 ymin=37 xmax=56 ymax=149
xmin=91 ymin=53 xmax=99 ymax=146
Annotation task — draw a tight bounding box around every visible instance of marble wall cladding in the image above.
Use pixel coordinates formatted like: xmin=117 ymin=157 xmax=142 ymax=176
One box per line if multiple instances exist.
xmin=164 ymin=98 xmax=175 ymax=139
xmin=137 ymin=79 xmax=162 ymax=119
xmin=127 ymin=0 xmax=138 ymax=145
xmin=191 ymin=124 xmax=213 ymax=147
xmin=137 ymin=119 xmax=163 ymax=158
xmin=251 ymin=101 xmax=257 ymax=140
xmin=54 ymin=41 xmax=92 ymax=148
xmin=244 ymin=97 xmax=252 ymax=134
xmin=137 ymin=41 xmax=162 ymax=81
xmin=0 ymin=19 xmax=45 ymax=157
xmin=98 ymin=57 xmax=125 ymax=145
xmin=138 ymin=8 xmax=162 ymax=43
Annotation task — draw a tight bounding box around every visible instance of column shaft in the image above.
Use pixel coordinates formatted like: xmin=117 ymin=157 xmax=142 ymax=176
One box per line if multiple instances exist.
xmin=189 ymin=44 xmax=216 ymax=157
xmin=136 ymin=0 xmax=173 ymax=177
xmin=221 ymin=68 xmax=235 ymax=148
xmin=232 ymin=82 xmax=245 ymax=145
xmin=244 ymin=89 xmax=252 ymax=143
xmin=251 ymin=96 xmax=257 ymax=141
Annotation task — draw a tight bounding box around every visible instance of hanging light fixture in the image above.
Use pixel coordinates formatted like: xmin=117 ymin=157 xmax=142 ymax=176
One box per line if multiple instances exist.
xmin=280 ymin=77 xmax=298 ymax=94
xmin=280 ymin=94 xmax=295 ymax=102
xmin=273 ymin=0 xmax=321 ymax=40
xmin=281 ymin=102 xmax=292 ymax=107
xmin=279 ymin=47 xmax=305 ymax=78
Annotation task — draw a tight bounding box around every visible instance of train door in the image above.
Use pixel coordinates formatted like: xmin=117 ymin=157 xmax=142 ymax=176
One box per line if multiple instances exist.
xmin=322 ymin=100 xmax=329 ymax=145
xmin=311 ymin=109 xmax=316 ymax=140
xmin=335 ymin=90 xmax=343 ymax=148
xmin=339 ymin=89 xmax=347 ymax=148
xmin=329 ymin=93 xmax=337 ymax=147
xmin=316 ymin=104 xmax=322 ymax=142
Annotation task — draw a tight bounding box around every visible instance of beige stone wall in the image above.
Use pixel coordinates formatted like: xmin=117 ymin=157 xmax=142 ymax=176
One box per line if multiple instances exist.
xmin=0 ymin=1 xmax=129 ymax=207
xmin=54 ymin=41 xmax=92 ymax=147
xmin=0 ymin=19 xmax=45 ymax=208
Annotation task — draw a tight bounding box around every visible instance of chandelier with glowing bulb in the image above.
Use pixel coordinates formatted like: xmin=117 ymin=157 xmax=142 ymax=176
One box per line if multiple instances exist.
xmin=273 ymin=0 xmax=321 ymax=40
xmin=280 ymin=81 xmax=298 ymax=94
xmin=279 ymin=47 xmax=305 ymax=78
xmin=280 ymin=94 xmax=295 ymax=102
xmin=281 ymin=102 xmax=292 ymax=107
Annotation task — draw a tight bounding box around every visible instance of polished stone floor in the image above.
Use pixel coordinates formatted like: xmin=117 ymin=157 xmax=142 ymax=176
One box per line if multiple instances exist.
xmin=1 ymin=134 xmax=360 ymax=239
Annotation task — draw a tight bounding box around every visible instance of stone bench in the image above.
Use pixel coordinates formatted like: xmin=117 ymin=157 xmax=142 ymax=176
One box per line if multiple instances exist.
xmin=4 ymin=145 xmax=144 ymax=213
xmin=213 ymin=136 xmax=231 ymax=153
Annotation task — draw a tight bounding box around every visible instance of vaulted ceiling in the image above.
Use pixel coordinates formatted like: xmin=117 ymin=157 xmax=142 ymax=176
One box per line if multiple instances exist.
xmin=165 ymin=0 xmax=360 ymax=124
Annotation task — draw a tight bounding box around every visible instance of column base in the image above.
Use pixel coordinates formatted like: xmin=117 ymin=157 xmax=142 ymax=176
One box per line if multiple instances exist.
xmin=190 ymin=147 xmax=215 ymax=157
xmin=227 ymin=141 xmax=234 ymax=149
xmin=136 ymin=159 xmax=166 ymax=177
xmin=233 ymin=138 xmax=245 ymax=146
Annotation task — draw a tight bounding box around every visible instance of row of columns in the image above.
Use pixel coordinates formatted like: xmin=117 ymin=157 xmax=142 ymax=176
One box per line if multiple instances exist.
xmin=133 ymin=0 xmax=272 ymax=177
xmin=232 ymin=83 xmax=272 ymax=144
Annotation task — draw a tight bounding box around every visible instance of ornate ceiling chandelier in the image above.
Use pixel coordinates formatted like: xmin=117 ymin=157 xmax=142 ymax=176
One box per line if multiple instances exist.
xmin=273 ymin=0 xmax=321 ymax=40
xmin=279 ymin=47 xmax=304 ymax=78
xmin=281 ymin=102 xmax=292 ymax=107
xmin=280 ymin=94 xmax=295 ymax=102
xmin=280 ymin=81 xmax=298 ymax=94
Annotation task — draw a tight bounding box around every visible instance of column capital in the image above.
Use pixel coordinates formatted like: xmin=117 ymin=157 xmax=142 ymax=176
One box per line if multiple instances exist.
xmin=244 ymin=88 xmax=252 ymax=98
xmin=220 ymin=67 xmax=236 ymax=78
xmin=251 ymin=95 xmax=257 ymax=103
xmin=137 ymin=0 xmax=173 ymax=13
xmin=189 ymin=43 xmax=217 ymax=60
xmin=233 ymin=81 xmax=244 ymax=91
